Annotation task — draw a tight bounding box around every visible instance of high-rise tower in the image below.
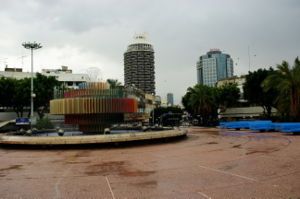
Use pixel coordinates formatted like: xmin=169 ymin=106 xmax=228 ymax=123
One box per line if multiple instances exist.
xmin=124 ymin=34 xmax=155 ymax=94
xmin=196 ymin=49 xmax=234 ymax=87
xmin=167 ymin=93 xmax=174 ymax=106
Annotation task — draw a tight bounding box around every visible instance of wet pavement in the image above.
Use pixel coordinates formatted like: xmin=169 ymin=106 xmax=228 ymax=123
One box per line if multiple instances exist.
xmin=0 ymin=127 xmax=299 ymax=198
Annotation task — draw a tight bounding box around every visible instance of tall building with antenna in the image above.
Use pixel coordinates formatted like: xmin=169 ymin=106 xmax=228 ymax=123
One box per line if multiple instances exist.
xmin=124 ymin=33 xmax=155 ymax=94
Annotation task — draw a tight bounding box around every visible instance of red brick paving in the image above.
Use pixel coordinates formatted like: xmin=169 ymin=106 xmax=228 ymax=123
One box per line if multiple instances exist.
xmin=0 ymin=127 xmax=299 ymax=198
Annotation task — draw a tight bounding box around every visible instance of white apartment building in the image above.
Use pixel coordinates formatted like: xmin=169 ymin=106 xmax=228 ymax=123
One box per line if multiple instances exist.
xmin=0 ymin=66 xmax=90 ymax=89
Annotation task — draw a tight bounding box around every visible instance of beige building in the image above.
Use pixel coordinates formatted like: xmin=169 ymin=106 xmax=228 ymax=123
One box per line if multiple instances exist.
xmin=219 ymin=106 xmax=277 ymax=119
xmin=0 ymin=66 xmax=90 ymax=89
xmin=216 ymin=75 xmax=246 ymax=101
xmin=217 ymin=75 xmax=278 ymax=119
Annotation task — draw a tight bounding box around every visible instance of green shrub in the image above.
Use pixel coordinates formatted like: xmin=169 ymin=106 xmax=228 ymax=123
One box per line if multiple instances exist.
xmin=36 ymin=117 xmax=54 ymax=130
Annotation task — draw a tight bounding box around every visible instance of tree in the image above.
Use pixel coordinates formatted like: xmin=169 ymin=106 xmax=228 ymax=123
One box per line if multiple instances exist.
xmin=0 ymin=77 xmax=16 ymax=109
xmin=181 ymin=87 xmax=193 ymax=114
xmin=217 ymin=83 xmax=240 ymax=109
xmin=151 ymin=106 xmax=183 ymax=126
xmin=106 ymin=79 xmax=122 ymax=88
xmin=0 ymin=74 xmax=60 ymax=118
xmin=182 ymin=84 xmax=218 ymax=126
xmin=11 ymin=78 xmax=31 ymax=117
xmin=243 ymin=68 xmax=277 ymax=118
xmin=34 ymin=73 xmax=60 ymax=118
xmin=262 ymin=57 xmax=300 ymax=120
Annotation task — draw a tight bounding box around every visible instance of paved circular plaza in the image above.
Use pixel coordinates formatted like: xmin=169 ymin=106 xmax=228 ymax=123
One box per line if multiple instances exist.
xmin=0 ymin=127 xmax=299 ymax=198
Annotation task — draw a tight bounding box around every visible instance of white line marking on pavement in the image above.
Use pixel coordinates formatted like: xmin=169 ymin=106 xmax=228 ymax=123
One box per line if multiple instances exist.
xmin=54 ymin=165 xmax=74 ymax=199
xmin=198 ymin=165 xmax=258 ymax=182
xmin=198 ymin=191 xmax=212 ymax=199
xmin=106 ymin=176 xmax=116 ymax=199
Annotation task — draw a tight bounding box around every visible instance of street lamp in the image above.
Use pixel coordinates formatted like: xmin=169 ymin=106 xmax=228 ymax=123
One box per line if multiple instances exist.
xmin=22 ymin=42 xmax=42 ymax=125
xmin=151 ymin=93 xmax=156 ymax=126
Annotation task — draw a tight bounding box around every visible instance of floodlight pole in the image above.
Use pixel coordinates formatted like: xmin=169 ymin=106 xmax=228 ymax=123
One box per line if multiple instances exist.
xmin=22 ymin=42 xmax=42 ymax=126
xmin=30 ymin=48 xmax=34 ymax=120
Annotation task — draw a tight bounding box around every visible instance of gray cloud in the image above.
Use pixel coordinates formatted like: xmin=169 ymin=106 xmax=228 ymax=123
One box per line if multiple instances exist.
xmin=0 ymin=0 xmax=299 ymax=104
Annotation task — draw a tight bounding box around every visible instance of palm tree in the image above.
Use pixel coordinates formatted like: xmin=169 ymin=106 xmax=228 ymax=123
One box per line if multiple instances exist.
xmin=181 ymin=86 xmax=193 ymax=113
xmin=106 ymin=79 xmax=122 ymax=89
xmin=187 ymin=84 xmax=218 ymax=125
xmin=262 ymin=57 xmax=300 ymax=119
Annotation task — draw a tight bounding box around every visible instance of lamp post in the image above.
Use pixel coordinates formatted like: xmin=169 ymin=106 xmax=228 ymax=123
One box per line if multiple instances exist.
xmin=151 ymin=93 xmax=156 ymax=126
xmin=22 ymin=42 xmax=42 ymax=125
xmin=152 ymin=107 xmax=155 ymax=126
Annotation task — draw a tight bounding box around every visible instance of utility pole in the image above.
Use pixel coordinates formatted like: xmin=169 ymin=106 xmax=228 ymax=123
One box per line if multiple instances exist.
xmin=248 ymin=46 xmax=251 ymax=72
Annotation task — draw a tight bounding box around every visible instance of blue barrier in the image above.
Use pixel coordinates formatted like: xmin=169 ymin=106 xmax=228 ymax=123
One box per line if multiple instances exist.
xmin=284 ymin=128 xmax=300 ymax=133
xmin=219 ymin=122 xmax=227 ymax=128
xmin=219 ymin=121 xmax=300 ymax=133
xmin=220 ymin=120 xmax=272 ymax=130
xmin=276 ymin=123 xmax=300 ymax=133
xmin=271 ymin=123 xmax=284 ymax=131
xmin=249 ymin=121 xmax=273 ymax=131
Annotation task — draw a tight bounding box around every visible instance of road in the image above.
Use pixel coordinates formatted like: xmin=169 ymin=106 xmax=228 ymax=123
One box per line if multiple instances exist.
xmin=0 ymin=127 xmax=299 ymax=198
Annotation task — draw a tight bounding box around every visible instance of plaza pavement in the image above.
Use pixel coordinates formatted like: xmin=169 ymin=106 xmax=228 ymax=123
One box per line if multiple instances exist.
xmin=0 ymin=127 xmax=299 ymax=198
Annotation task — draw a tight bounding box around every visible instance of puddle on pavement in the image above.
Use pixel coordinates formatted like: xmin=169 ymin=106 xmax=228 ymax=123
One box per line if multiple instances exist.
xmin=0 ymin=165 xmax=23 ymax=172
xmin=85 ymin=161 xmax=125 ymax=176
xmin=232 ymin=144 xmax=242 ymax=148
xmin=120 ymin=170 xmax=155 ymax=177
xmin=202 ymin=130 xmax=220 ymax=136
xmin=246 ymin=147 xmax=280 ymax=155
xmin=220 ymin=164 xmax=238 ymax=171
xmin=66 ymin=160 xmax=91 ymax=164
xmin=0 ymin=165 xmax=23 ymax=177
xmin=85 ymin=161 xmax=156 ymax=177
xmin=206 ymin=141 xmax=218 ymax=144
xmin=280 ymin=163 xmax=292 ymax=169
xmin=75 ymin=150 xmax=91 ymax=157
xmin=131 ymin=180 xmax=157 ymax=187
xmin=191 ymin=128 xmax=221 ymax=136
xmin=51 ymin=159 xmax=63 ymax=163
xmin=207 ymin=148 xmax=223 ymax=152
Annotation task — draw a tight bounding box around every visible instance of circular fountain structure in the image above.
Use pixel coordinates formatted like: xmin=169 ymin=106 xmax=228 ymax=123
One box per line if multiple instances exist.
xmin=50 ymin=82 xmax=141 ymax=133
xmin=0 ymin=82 xmax=187 ymax=146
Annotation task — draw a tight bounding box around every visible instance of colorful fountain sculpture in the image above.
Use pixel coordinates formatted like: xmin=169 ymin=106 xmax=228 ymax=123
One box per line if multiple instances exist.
xmin=50 ymin=82 xmax=143 ymax=133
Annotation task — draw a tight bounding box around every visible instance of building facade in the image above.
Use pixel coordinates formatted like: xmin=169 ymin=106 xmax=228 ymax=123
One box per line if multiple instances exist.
xmin=216 ymin=75 xmax=246 ymax=101
xmin=167 ymin=93 xmax=174 ymax=106
xmin=0 ymin=66 xmax=90 ymax=89
xmin=124 ymin=34 xmax=155 ymax=94
xmin=196 ymin=49 xmax=234 ymax=86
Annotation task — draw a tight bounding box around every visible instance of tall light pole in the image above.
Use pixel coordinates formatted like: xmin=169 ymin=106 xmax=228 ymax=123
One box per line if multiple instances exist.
xmin=22 ymin=42 xmax=42 ymax=124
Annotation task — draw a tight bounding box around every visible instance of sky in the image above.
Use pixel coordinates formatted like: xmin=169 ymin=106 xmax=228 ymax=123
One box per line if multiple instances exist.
xmin=0 ymin=0 xmax=299 ymax=104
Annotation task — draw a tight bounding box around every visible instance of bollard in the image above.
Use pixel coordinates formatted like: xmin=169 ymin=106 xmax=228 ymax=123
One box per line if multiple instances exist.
xmin=104 ymin=128 xmax=110 ymax=134
xmin=58 ymin=129 xmax=64 ymax=136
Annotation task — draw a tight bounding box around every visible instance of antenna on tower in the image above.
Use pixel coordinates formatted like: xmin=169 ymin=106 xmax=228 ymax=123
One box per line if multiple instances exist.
xmin=0 ymin=57 xmax=8 ymax=69
xmin=19 ymin=55 xmax=27 ymax=68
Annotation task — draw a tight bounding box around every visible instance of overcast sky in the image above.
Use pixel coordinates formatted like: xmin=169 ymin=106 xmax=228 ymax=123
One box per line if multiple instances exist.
xmin=0 ymin=0 xmax=299 ymax=104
